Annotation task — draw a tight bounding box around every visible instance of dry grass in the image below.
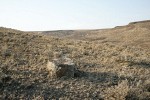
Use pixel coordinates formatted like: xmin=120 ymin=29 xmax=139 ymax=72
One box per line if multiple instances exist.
xmin=102 ymin=80 xmax=129 ymax=100
xmin=0 ymin=23 xmax=150 ymax=99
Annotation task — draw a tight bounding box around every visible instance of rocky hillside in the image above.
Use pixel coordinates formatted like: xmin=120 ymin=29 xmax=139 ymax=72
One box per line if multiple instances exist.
xmin=0 ymin=21 xmax=150 ymax=99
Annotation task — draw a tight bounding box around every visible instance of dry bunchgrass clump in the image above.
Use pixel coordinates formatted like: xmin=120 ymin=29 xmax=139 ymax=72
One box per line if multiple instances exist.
xmin=102 ymin=80 xmax=130 ymax=100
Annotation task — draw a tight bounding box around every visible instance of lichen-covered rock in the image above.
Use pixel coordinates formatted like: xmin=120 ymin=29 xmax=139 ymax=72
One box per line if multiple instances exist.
xmin=46 ymin=58 xmax=75 ymax=78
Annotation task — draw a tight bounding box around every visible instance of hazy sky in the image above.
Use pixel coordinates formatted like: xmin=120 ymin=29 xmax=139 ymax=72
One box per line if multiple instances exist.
xmin=0 ymin=0 xmax=150 ymax=31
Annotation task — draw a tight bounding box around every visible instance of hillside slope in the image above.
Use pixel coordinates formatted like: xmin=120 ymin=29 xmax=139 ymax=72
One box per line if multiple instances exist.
xmin=0 ymin=24 xmax=150 ymax=99
xmin=40 ymin=20 xmax=150 ymax=50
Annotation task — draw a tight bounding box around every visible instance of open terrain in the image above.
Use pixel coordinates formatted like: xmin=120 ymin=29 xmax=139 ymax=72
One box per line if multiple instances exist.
xmin=0 ymin=20 xmax=150 ymax=99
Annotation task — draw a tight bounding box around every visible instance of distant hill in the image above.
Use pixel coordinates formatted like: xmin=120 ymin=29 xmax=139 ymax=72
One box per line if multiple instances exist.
xmin=36 ymin=20 xmax=150 ymax=49
xmin=0 ymin=27 xmax=22 ymax=33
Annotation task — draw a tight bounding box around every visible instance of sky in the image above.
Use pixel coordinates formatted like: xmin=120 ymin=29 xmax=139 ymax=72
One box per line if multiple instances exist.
xmin=0 ymin=0 xmax=150 ymax=31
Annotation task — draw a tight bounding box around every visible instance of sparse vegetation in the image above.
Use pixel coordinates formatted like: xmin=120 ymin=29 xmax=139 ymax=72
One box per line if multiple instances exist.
xmin=0 ymin=21 xmax=150 ymax=99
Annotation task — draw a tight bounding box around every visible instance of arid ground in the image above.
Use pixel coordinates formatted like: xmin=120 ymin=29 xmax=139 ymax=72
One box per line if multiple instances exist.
xmin=0 ymin=20 xmax=150 ymax=99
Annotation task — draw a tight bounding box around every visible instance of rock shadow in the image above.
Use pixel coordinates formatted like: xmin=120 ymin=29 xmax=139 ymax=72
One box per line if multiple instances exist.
xmin=129 ymin=61 xmax=150 ymax=68
xmin=74 ymin=70 xmax=124 ymax=85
